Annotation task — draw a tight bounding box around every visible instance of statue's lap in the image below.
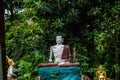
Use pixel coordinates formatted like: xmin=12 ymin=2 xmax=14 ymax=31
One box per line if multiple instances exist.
xmin=38 ymin=62 xmax=80 ymax=67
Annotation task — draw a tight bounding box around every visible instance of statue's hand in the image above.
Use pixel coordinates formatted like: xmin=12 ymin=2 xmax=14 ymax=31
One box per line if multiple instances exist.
xmin=49 ymin=59 xmax=52 ymax=62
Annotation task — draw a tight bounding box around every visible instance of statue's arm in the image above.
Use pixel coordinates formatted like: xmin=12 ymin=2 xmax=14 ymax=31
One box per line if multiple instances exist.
xmin=49 ymin=46 xmax=53 ymax=62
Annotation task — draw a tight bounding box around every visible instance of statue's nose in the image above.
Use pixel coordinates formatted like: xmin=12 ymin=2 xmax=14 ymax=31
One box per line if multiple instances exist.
xmin=57 ymin=39 xmax=60 ymax=41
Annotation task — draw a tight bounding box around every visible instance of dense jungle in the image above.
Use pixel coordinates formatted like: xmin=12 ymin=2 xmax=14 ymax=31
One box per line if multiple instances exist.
xmin=4 ymin=0 xmax=120 ymax=79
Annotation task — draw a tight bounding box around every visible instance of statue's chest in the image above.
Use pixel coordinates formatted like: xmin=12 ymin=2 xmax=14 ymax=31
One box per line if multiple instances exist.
xmin=53 ymin=46 xmax=64 ymax=56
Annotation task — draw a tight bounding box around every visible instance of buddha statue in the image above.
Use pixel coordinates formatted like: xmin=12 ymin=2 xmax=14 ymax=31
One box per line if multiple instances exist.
xmin=39 ymin=33 xmax=80 ymax=67
xmin=49 ymin=33 xmax=71 ymax=65
xmin=38 ymin=33 xmax=81 ymax=80
xmin=96 ymin=64 xmax=106 ymax=80
xmin=6 ymin=55 xmax=17 ymax=80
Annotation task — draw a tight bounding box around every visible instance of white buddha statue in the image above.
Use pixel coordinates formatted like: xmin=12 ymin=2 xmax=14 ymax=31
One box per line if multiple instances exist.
xmin=49 ymin=33 xmax=70 ymax=65
xmin=48 ymin=33 xmax=80 ymax=66
xmin=39 ymin=33 xmax=80 ymax=67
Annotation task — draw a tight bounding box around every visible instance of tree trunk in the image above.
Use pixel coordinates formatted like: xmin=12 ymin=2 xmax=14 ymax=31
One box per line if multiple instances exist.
xmin=10 ymin=2 xmax=14 ymax=21
xmin=0 ymin=0 xmax=7 ymax=79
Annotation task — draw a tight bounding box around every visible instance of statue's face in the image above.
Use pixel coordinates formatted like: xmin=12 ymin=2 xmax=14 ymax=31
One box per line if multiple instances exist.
xmin=56 ymin=36 xmax=63 ymax=44
xmin=12 ymin=60 xmax=15 ymax=66
xmin=8 ymin=59 xmax=14 ymax=66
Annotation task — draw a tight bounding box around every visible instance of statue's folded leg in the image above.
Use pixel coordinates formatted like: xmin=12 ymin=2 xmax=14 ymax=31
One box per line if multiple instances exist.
xmin=38 ymin=63 xmax=58 ymax=67
xmin=58 ymin=62 xmax=80 ymax=67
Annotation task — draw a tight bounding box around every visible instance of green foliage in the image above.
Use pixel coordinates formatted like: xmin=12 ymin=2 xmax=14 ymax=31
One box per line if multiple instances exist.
xmin=15 ymin=50 xmax=45 ymax=80
xmin=5 ymin=0 xmax=120 ymax=79
xmin=113 ymin=64 xmax=120 ymax=72
xmin=6 ymin=19 xmax=44 ymax=59
xmin=72 ymin=42 xmax=90 ymax=75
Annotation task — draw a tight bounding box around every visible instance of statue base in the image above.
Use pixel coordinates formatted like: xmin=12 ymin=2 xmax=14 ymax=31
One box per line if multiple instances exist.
xmin=38 ymin=66 xmax=81 ymax=80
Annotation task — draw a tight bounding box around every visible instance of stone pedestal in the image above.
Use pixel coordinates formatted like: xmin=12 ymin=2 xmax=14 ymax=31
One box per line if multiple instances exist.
xmin=38 ymin=66 xmax=81 ymax=80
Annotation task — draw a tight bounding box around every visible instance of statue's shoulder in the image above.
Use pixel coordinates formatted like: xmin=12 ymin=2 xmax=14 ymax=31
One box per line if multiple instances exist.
xmin=50 ymin=46 xmax=54 ymax=49
xmin=64 ymin=45 xmax=70 ymax=48
xmin=50 ymin=46 xmax=54 ymax=47
xmin=50 ymin=45 xmax=57 ymax=49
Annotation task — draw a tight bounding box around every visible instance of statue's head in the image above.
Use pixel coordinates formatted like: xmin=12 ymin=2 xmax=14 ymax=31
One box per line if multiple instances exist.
xmin=6 ymin=55 xmax=14 ymax=66
xmin=56 ymin=32 xmax=63 ymax=44
xmin=99 ymin=64 xmax=103 ymax=69
xmin=8 ymin=59 xmax=14 ymax=66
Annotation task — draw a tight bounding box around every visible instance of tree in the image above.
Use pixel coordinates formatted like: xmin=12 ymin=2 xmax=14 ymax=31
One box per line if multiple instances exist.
xmin=5 ymin=0 xmax=120 ymax=79
xmin=0 ymin=0 xmax=7 ymax=79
